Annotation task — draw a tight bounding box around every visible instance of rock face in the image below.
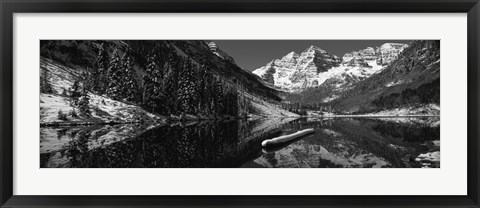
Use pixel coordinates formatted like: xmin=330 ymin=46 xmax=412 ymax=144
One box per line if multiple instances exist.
xmin=252 ymin=46 xmax=342 ymax=91
xmin=343 ymin=47 xmax=377 ymax=63
xmin=206 ymin=41 xmax=237 ymax=64
xmin=343 ymin=43 xmax=408 ymax=66
xmin=207 ymin=41 xmax=218 ymax=51
xmin=252 ymin=43 xmax=408 ymax=93
xmin=376 ymin=43 xmax=409 ymax=65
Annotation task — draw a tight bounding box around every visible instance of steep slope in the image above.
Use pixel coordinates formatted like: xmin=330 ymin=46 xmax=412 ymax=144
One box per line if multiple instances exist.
xmin=206 ymin=41 xmax=237 ymax=64
xmin=40 ymin=40 xmax=294 ymax=118
xmin=168 ymin=40 xmax=281 ymax=101
xmin=334 ymin=40 xmax=440 ymax=113
xmin=253 ymin=43 xmax=408 ymax=94
xmin=40 ymin=57 xmax=162 ymax=126
xmin=42 ymin=40 xmax=281 ymax=101
xmin=252 ymin=46 xmax=342 ymax=91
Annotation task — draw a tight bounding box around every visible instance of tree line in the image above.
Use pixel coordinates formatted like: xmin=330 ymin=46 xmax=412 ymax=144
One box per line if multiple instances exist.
xmin=139 ymin=47 xmax=251 ymax=118
xmin=280 ymin=102 xmax=336 ymax=116
xmin=372 ymin=79 xmax=440 ymax=110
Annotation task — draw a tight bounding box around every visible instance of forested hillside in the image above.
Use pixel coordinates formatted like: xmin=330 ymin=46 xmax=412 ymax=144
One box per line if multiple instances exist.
xmin=333 ymin=40 xmax=440 ymax=113
xmin=40 ymin=40 xmax=295 ymax=125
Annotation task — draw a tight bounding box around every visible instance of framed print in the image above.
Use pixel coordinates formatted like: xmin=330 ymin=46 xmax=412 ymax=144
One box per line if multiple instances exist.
xmin=1 ymin=0 xmax=479 ymax=207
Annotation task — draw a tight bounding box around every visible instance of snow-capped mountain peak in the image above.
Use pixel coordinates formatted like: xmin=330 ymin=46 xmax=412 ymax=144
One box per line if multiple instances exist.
xmin=376 ymin=42 xmax=409 ymax=65
xmin=252 ymin=42 xmax=408 ymax=94
xmin=380 ymin=42 xmax=407 ymax=50
xmin=252 ymin=45 xmax=343 ymax=91
xmin=306 ymin=45 xmax=327 ymax=53
xmin=283 ymin=51 xmax=299 ymax=60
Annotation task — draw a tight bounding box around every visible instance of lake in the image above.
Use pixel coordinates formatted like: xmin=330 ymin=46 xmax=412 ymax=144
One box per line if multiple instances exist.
xmin=40 ymin=117 xmax=440 ymax=168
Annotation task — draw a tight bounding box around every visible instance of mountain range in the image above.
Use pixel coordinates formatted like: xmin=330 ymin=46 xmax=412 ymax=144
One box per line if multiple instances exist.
xmin=40 ymin=39 xmax=439 ymax=119
xmin=251 ymin=40 xmax=439 ymax=114
xmin=252 ymin=43 xmax=408 ymax=93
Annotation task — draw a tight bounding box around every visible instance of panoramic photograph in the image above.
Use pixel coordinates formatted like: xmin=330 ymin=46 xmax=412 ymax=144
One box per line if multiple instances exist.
xmin=40 ymin=40 xmax=440 ymax=168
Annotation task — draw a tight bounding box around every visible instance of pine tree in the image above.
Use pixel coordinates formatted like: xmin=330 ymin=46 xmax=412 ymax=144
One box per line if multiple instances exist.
xmin=177 ymin=58 xmax=198 ymax=115
xmin=91 ymin=43 xmax=109 ymax=94
xmin=40 ymin=69 xmax=54 ymax=93
xmin=69 ymin=81 xmax=81 ymax=106
xmin=211 ymin=76 xmax=224 ymax=117
xmin=69 ymin=109 xmax=78 ymax=118
xmin=121 ymin=50 xmax=139 ymax=102
xmin=197 ymin=62 xmax=209 ymax=116
xmin=142 ymin=53 xmax=164 ymax=113
xmin=80 ymin=70 xmax=90 ymax=89
xmin=163 ymin=53 xmax=180 ymax=115
xmin=223 ymin=88 xmax=238 ymax=117
xmin=142 ymin=54 xmax=154 ymax=110
xmin=202 ymin=74 xmax=213 ymax=117
xmin=78 ymin=84 xmax=91 ymax=117
xmin=106 ymin=50 xmax=123 ymax=100
xmin=57 ymin=110 xmax=68 ymax=121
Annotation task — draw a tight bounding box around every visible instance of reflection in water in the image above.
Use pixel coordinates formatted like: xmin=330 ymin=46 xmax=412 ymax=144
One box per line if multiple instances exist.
xmin=40 ymin=117 xmax=440 ymax=168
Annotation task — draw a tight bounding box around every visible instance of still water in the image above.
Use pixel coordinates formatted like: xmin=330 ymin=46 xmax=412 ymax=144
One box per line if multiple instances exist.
xmin=40 ymin=117 xmax=440 ymax=168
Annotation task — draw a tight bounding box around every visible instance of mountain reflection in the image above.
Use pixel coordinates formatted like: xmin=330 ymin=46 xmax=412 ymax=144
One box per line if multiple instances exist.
xmin=40 ymin=117 xmax=440 ymax=168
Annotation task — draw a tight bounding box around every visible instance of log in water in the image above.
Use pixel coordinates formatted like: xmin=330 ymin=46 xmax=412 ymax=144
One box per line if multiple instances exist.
xmin=261 ymin=128 xmax=315 ymax=147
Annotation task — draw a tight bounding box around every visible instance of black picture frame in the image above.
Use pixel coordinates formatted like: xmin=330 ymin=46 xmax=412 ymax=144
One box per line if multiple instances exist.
xmin=1 ymin=0 xmax=479 ymax=207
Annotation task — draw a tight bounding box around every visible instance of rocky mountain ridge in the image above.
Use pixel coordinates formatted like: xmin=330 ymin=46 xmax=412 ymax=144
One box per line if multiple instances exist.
xmin=334 ymin=40 xmax=440 ymax=113
xmin=342 ymin=43 xmax=408 ymax=66
xmin=252 ymin=43 xmax=409 ymax=93
xmin=279 ymin=40 xmax=439 ymax=114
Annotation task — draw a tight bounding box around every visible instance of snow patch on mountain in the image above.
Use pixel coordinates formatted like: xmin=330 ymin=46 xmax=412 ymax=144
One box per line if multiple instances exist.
xmin=322 ymin=95 xmax=340 ymax=103
xmin=40 ymin=57 xmax=163 ymax=125
xmin=41 ymin=58 xmax=83 ymax=93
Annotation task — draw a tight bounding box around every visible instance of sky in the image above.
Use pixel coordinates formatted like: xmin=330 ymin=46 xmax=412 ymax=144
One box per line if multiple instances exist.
xmin=214 ymin=40 xmax=412 ymax=71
